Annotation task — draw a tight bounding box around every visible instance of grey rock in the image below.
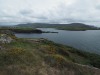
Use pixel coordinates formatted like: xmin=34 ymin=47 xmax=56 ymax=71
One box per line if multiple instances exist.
xmin=0 ymin=34 xmax=13 ymax=44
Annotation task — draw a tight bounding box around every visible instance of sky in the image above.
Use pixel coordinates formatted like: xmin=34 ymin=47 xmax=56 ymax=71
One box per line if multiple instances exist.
xmin=0 ymin=0 xmax=100 ymax=26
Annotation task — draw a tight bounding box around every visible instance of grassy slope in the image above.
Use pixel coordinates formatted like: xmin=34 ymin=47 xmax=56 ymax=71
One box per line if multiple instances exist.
xmin=0 ymin=27 xmax=42 ymax=33
xmin=0 ymin=36 xmax=100 ymax=75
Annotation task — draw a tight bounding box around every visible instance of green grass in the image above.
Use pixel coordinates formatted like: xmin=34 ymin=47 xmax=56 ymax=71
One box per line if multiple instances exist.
xmin=0 ymin=27 xmax=42 ymax=33
xmin=0 ymin=37 xmax=100 ymax=75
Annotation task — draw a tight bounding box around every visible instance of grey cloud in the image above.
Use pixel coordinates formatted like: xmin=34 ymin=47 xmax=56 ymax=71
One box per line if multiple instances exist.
xmin=20 ymin=9 xmax=33 ymax=16
xmin=0 ymin=0 xmax=100 ymax=26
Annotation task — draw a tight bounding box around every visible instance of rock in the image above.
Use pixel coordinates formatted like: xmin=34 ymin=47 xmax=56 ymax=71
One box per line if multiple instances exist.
xmin=0 ymin=30 xmax=14 ymax=35
xmin=0 ymin=34 xmax=13 ymax=44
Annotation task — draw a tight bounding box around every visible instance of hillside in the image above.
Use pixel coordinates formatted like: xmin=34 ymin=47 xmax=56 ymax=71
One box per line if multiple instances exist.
xmin=0 ymin=31 xmax=100 ymax=75
xmin=0 ymin=27 xmax=58 ymax=33
xmin=0 ymin=27 xmax=43 ymax=33
xmin=17 ymin=23 xmax=100 ymax=31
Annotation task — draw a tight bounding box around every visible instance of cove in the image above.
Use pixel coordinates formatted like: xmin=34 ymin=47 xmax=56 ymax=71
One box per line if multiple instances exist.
xmin=15 ymin=28 xmax=100 ymax=54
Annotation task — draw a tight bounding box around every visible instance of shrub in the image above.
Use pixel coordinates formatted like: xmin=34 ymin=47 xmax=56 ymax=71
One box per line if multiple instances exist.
xmin=45 ymin=54 xmax=71 ymax=68
xmin=40 ymin=45 xmax=57 ymax=54
xmin=7 ymin=48 xmax=25 ymax=56
xmin=0 ymin=47 xmax=25 ymax=65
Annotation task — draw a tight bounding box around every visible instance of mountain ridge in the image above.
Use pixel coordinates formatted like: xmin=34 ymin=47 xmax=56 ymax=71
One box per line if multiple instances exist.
xmin=16 ymin=23 xmax=100 ymax=31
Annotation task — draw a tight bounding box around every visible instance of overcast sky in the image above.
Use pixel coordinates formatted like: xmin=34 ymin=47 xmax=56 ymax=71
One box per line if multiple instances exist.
xmin=0 ymin=0 xmax=100 ymax=26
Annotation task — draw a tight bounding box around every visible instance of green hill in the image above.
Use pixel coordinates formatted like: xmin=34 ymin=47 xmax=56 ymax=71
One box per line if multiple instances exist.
xmin=0 ymin=27 xmax=42 ymax=33
xmin=17 ymin=23 xmax=100 ymax=31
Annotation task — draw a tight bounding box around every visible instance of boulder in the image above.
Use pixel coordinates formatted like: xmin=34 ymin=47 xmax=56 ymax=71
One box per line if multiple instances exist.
xmin=0 ymin=34 xmax=13 ymax=44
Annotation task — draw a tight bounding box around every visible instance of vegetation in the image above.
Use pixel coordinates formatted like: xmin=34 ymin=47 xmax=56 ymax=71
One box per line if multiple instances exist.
xmin=0 ymin=30 xmax=100 ymax=75
xmin=0 ymin=37 xmax=100 ymax=74
xmin=0 ymin=27 xmax=58 ymax=33
xmin=0 ymin=27 xmax=42 ymax=33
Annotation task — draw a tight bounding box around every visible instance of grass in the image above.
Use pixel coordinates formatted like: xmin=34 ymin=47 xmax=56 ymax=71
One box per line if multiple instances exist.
xmin=0 ymin=27 xmax=42 ymax=33
xmin=0 ymin=34 xmax=100 ymax=75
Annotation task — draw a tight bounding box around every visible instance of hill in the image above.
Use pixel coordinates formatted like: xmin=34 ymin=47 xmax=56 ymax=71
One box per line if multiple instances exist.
xmin=16 ymin=23 xmax=100 ymax=31
xmin=0 ymin=31 xmax=100 ymax=75
xmin=0 ymin=27 xmax=43 ymax=33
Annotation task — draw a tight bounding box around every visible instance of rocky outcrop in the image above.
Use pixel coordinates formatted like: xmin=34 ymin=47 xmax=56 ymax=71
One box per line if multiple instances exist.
xmin=0 ymin=34 xmax=13 ymax=44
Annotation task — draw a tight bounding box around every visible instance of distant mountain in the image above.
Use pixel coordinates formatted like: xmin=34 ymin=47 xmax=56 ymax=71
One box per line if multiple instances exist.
xmin=16 ymin=23 xmax=100 ymax=31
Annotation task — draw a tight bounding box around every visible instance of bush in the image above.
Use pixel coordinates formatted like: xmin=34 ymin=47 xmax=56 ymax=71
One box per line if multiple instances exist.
xmin=45 ymin=54 xmax=71 ymax=68
xmin=7 ymin=48 xmax=25 ymax=56
xmin=40 ymin=45 xmax=57 ymax=54
xmin=0 ymin=48 xmax=25 ymax=65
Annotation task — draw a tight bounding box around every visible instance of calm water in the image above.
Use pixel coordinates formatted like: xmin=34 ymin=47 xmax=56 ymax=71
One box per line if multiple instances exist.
xmin=15 ymin=28 xmax=100 ymax=54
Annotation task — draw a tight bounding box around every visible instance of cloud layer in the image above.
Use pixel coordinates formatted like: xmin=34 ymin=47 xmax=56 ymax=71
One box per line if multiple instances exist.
xmin=0 ymin=0 xmax=100 ymax=26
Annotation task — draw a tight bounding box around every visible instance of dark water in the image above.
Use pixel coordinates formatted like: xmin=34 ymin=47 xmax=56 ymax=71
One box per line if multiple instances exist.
xmin=15 ymin=28 xmax=100 ymax=54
